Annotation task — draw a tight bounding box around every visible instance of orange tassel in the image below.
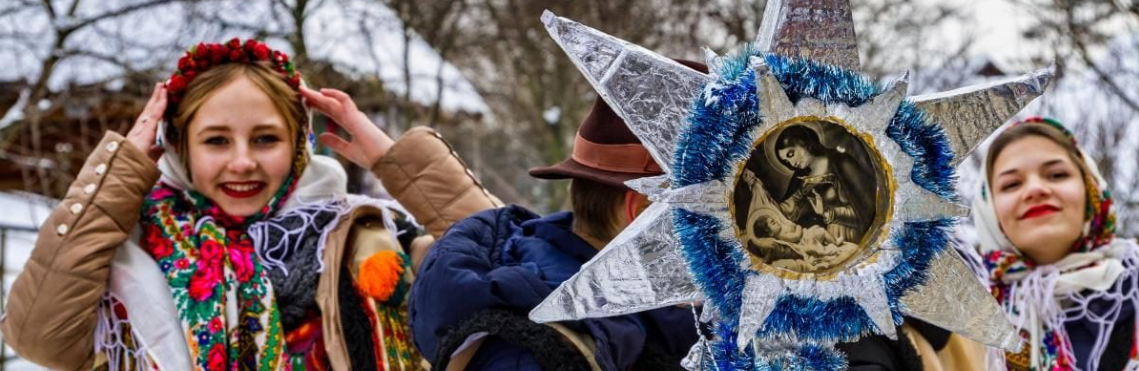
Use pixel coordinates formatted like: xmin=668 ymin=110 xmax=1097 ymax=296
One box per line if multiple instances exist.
xmin=359 ymin=250 xmax=405 ymax=301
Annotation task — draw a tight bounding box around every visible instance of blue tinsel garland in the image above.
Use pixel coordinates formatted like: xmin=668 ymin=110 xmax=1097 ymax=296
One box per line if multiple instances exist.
xmin=671 ymin=47 xmax=958 ymax=370
xmin=754 ymin=344 xmax=849 ymax=371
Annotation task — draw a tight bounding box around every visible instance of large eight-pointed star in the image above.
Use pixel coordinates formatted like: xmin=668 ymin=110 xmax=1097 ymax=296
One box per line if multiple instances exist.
xmin=530 ymin=1 xmax=1050 ymax=368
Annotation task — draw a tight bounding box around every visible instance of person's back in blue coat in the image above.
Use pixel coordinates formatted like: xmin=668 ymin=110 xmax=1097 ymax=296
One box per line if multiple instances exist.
xmin=409 ymin=205 xmax=697 ymax=371
xmin=408 ymin=89 xmax=711 ymax=371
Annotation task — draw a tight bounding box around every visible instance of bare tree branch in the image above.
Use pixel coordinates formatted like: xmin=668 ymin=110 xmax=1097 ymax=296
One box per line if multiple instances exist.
xmin=1069 ymin=34 xmax=1139 ymax=112
xmin=39 ymin=0 xmax=56 ymax=19
xmin=65 ymin=0 xmax=82 ymax=18
xmin=62 ymin=0 xmax=184 ymax=33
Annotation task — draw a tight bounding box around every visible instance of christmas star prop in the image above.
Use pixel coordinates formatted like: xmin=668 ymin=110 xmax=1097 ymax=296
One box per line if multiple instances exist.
xmin=530 ymin=1 xmax=1051 ymax=369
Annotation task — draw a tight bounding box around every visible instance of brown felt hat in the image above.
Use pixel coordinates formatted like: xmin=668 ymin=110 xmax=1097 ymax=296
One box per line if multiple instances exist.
xmin=529 ymin=59 xmax=708 ymax=189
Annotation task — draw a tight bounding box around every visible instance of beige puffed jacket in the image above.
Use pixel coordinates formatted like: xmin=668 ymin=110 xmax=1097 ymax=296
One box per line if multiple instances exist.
xmin=1 ymin=127 xmax=500 ymax=370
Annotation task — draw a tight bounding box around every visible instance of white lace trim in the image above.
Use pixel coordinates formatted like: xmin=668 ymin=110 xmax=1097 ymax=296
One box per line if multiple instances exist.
xmin=94 ymin=292 xmax=154 ymax=370
xmin=1004 ymin=241 xmax=1139 ymax=370
xmin=253 ymin=195 xmax=417 ymax=275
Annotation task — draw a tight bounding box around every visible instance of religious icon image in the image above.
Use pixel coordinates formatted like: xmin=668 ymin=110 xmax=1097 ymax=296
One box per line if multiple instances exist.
xmin=734 ymin=122 xmax=884 ymax=273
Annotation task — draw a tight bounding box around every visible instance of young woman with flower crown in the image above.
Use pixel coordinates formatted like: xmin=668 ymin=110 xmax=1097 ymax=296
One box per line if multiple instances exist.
xmin=0 ymin=38 xmax=499 ymax=370
xmin=975 ymin=117 xmax=1138 ymax=370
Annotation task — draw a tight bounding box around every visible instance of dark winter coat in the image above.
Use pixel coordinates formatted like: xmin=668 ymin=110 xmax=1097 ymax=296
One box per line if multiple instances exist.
xmin=409 ymin=205 xmax=698 ymax=371
xmin=1066 ymin=281 xmax=1137 ymax=371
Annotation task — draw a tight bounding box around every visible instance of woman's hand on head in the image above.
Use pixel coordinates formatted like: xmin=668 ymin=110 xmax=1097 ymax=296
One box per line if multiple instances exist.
xmin=125 ymin=83 xmax=167 ymax=162
xmin=300 ymin=86 xmax=394 ymax=168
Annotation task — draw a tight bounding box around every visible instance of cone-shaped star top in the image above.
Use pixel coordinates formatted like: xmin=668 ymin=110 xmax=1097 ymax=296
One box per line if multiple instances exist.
xmin=757 ymin=0 xmax=861 ymax=70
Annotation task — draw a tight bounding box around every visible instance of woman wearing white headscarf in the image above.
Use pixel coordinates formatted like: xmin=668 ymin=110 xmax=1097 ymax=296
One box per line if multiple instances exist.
xmin=973 ymin=117 xmax=1138 ymax=370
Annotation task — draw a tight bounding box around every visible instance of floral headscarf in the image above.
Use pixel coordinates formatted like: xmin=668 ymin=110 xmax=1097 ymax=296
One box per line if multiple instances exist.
xmin=139 ymin=176 xmax=298 ymax=370
xmin=973 ymin=117 xmax=1137 ymax=371
xmin=140 ymin=39 xmax=319 ymax=370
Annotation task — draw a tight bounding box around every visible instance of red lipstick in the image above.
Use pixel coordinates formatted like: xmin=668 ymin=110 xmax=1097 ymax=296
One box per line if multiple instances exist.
xmin=1021 ymin=204 xmax=1060 ymax=220
xmin=220 ymin=182 xmax=266 ymax=199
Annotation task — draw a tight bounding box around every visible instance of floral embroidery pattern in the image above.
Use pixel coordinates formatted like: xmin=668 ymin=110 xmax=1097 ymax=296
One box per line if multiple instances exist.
xmin=985 ymin=251 xmax=1034 ymax=304
xmin=376 ymin=304 xmax=419 ymax=370
xmin=139 ymin=176 xmax=298 ymax=371
xmin=1002 ymin=329 xmax=1074 ymax=371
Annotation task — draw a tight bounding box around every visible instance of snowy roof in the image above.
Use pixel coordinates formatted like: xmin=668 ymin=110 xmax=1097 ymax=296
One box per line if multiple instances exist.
xmin=0 ymin=0 xmax=487 ymax=129
xmin=304 ymin=2 xmax=488 ymax=114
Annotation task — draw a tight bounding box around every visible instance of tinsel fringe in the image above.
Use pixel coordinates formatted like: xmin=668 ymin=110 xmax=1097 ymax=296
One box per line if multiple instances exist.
xmin=672 ymin=46 xmax=958 ymax=370
xmin=674 ymin=209 xmax=747 ymax=328
xmin=756 ymin=296 xmax=877 ymax=342
xmin=753 ymin=344 xmax=848 ymax=371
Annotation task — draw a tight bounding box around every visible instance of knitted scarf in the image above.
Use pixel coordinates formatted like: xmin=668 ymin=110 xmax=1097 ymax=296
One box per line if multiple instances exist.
xmin=974 ymin=117 xmax=1139 ymax=371
xmin=138 ymin=174 xmax=298 ymax=371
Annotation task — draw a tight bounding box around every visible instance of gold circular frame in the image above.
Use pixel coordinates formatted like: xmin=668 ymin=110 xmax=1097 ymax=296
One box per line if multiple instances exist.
xmin=728 ymin=116 xmax=896 ymax=281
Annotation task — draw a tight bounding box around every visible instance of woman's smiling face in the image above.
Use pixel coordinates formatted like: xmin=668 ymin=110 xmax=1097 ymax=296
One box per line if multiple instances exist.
xmin=186 ymin=75 xmax=294 ymax=217
xmin=990 ymin=136 xmax=1087 ymax=264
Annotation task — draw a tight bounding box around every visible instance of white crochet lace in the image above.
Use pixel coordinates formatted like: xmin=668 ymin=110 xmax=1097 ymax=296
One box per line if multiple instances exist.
xmin=1003 ymin=243 xmax=1139 ymax=370
xmin=94 ymin=292 xmax=153 ymax=370
xmin=252 ymin=195 xmax=415 ymax=275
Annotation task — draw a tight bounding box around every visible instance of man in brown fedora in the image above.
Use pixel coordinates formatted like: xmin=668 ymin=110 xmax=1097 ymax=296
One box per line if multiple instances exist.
xmin=527 ymin=96 xmax=663 ymax=250
xmin=408 ymin=60 xmax=706 ymax=370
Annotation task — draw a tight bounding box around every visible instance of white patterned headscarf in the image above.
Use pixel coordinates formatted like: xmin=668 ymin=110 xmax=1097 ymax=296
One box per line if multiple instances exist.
xmin=972 ymin=117 xmax=1138 ymax=371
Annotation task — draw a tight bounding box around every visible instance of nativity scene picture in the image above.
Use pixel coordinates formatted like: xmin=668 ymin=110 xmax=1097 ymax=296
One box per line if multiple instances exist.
xmin=734 ymin=121 xmax=887 ymax=273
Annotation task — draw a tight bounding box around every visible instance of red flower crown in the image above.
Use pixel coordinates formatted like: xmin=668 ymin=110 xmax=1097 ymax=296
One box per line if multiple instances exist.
xmin=164 ymin=38 xmax=301 ymax=118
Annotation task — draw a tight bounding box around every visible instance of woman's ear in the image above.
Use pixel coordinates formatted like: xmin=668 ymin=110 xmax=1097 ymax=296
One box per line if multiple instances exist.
xmin=623 ymin=189 xmax=651 ymax=226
